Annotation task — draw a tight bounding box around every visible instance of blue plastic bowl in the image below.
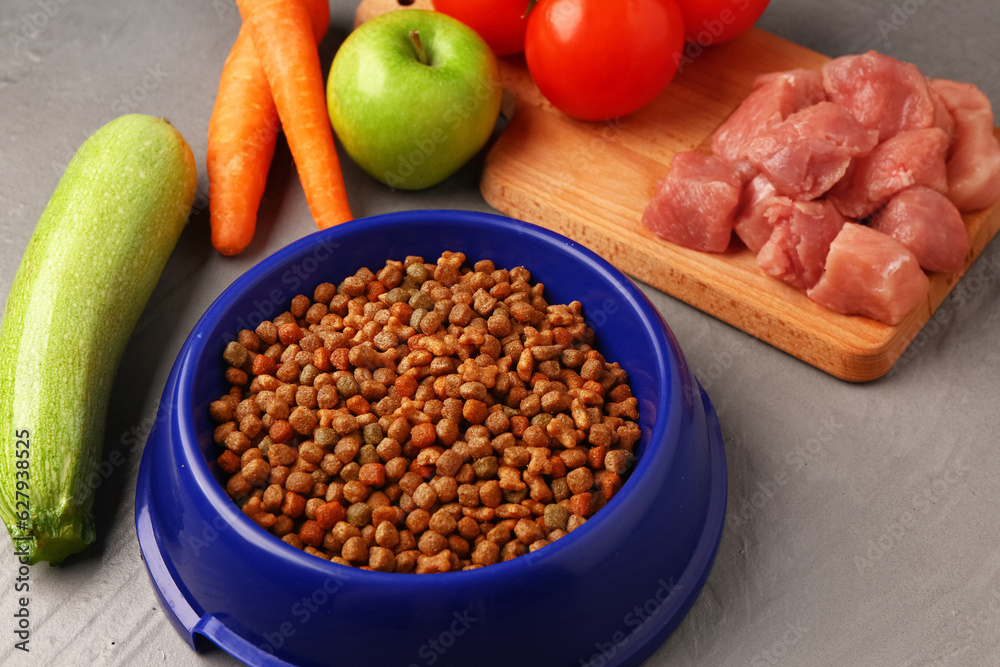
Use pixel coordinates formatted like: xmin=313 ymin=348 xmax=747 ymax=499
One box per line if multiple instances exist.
xmin=135 ymin=209 xmax=726 ymax=667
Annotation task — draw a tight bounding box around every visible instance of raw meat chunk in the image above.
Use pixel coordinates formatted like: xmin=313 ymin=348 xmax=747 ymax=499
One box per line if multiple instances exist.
xmin=807 ymin=224 xmax=929 ymax=326
xmin=643 ymin=152 xmax=742 ymax=252
xmin=929 ymin=79 xmax=1000 ymax=211
xmin=733 ymin=174 xmax=782 ymax=253
xmin=712 ymin=69 xmax=826 ymax=164
xmin=756 ymin=199 xmax=846 ymax=290
xmin=823 ymin=51 xmax=935 ymax=142
xmin=746 ymin=102 xmax=879 ymax=201
xmin=929 ymin=82 xmax=956 ymax=144
xmin=827 ymin=127 xmax=949 ymax=219
xmin=872 ymin=186 xmax=969 ymax=274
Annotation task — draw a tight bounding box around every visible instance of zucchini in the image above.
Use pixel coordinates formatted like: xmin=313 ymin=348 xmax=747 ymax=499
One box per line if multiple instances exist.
xmin=0 ymin=114 xmax=197 ymax=565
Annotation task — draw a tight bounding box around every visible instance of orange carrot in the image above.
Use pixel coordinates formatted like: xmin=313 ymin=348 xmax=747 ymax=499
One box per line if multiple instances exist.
xmin=236 ymin=0 xmax=353 ymax=232
xmin=207 ymin=0 xmax=330 ymax=256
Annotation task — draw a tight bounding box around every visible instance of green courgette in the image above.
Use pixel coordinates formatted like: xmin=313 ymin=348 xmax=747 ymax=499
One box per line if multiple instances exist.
xmin=0 ymin=114 xmax=197 ymax=565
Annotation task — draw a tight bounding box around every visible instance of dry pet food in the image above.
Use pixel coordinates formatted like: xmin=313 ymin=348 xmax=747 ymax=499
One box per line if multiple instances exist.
xmin=209 ymin=251 xmax=642 ymax=573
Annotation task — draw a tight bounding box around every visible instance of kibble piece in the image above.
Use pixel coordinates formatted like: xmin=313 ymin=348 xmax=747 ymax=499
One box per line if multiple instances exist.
xmin=471 ymin=540 xmax=500 ymax=566
xmin=375 ymin=521 xmax=400 ymax=548
xmin=514 ymin=517 xmax=546 ymax=545
xmin=369 ymin=546 xmax=397 ymax=572
xmin=285 ymin=471 xmax=314 ymax=495
xmin=243 ymin=458 xmax=271 ymax=486
xmin=566 ymin=467 xmax=595 ymax=495
xmin=412 ymin=483 xmax=438 ymax=511
xmin=418 ymin=530 xmax=448 ymax=556
xmin=428 ymin=509 xmax=457 ymax=535
xmin=342 ymin=536 xmax=369 ymax=563
xmin=543 ymin=503 xmax=570 ymax=532
xmin=346 ymin=503 xmax=373 ymax=527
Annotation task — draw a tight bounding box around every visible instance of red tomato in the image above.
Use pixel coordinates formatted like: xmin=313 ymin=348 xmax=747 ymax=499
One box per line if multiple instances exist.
xmin=431 ymin=0 xmax=531 ymax=56
xmin=525 ymin=0 xmax=686 ymax=121
xmin=674 ymin=0 xmax=770 ymax=45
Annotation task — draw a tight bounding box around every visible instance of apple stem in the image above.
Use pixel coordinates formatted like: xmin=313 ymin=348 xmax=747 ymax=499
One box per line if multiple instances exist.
xmin=410 ymin=30 xmax=428 ymax=66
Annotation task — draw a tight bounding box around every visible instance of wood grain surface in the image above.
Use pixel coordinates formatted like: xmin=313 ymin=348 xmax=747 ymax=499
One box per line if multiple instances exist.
xmin=354 ymin=0 xmax=1000 ymax=382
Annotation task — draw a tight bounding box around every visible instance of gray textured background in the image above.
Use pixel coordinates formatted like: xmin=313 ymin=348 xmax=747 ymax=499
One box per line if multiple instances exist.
xmin=1 ymin=1 xmax=998 ymax=665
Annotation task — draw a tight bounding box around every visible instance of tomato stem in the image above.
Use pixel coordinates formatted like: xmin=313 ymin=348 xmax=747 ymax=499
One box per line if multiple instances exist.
xmin=522 ymin=0 xmax=539 ymax=19
xmin=409 ymin=30 xmax=428 ymax=65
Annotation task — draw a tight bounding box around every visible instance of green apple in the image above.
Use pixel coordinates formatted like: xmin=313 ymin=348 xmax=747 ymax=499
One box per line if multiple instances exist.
xmin=327 ymin=9 xmax=502 ymax=190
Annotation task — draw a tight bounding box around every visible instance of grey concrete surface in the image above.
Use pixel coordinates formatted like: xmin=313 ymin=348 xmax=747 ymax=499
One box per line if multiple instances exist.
xmin=1 ymin=1 xmax=998 ymax=665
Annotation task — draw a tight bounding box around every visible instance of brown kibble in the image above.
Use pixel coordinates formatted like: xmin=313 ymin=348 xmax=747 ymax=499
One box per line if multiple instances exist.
xmin=567 ymin=467 xmax=595 ymax=495
xmin=409 ymin=422 xmax=437 ymax=449
xmin=269 ymin=461 xmax=291 ymax=485
xmin=243 ymin=458 xmax=271 ymax=486
xmin=346 ymin=394 xmax=371 ymax=415
xmin=369 ymin=546 xmax=396 ymax=572
xmin=544 ymin=503 xmax=570 ymax=532
xmin=278 ymin=322 xmax=304 ymax=346
xmin=285 ymin=471 xmax=314 ymax=495
xmin=497 ymin=467 xmax=526 ymax=491
xmin=209 ymin=399 xmax=235 ymax=423
xmin=514 ymin=517 xmax=546 ymax=545
xmin=226 ymin=472 xmax=252 ymax=499
xmin=217 ymin=450 xmax=241 ymax=474
xmin=412 ymin=483 xmax=438 ymax=510
xmin=500 ymin=540 xmax=526 ymax=561
xmin=342 ymin=536 xmax=369 ymax=563
xmin=269 ymin=419 xmax=294 ymax=443
xmin=494 ymin=503 xmax=531 ymax=520
xmin=299 ymin=520 xmax=324 ymax=547
xmin=316 ymin=501 xmax=346 ymax=529
xmin=457 ymin=516 xmax=480 ymax=539
xmin=471 ymin=540 xmax=500 ymax=566
xmin=604 ymin=449 xmax=632 ymax=475
xmin=416 ymin=549 xmax=452 ymax=574
xmin=434 ymin=450 xmax=462 ymax=478
xmin=428 ymin=509 xmax=457 ymax=535
xmin=288 ymin=406 xmax=318 ymax=435
xmin=418 ymin=530 xmax=448 ymax=556
xmin=375 ymin=521 xmax=400 ymax=548
xmin=587 ymin=445 xmax=608 ymax=470
xmin=224 ymin=430 xmax=251 ymax=455
xmin=569 ymin=492 xmax=594 ymax=517
xmin=223 ymin=341 xmax=248 ymax=368
xmin=462 ymin=399 xmax=487 ymax=424
xmin=282 ymin=491 xmax=306 ymax=518
xmin=430 ymin=476 xmax=458 ymax=503
xmin=359 ymin=462 xmax=386 ymax=487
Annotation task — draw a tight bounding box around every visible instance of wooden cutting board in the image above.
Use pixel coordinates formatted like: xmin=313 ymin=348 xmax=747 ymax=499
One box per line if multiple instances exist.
xmin=354 ymin=0 xmax=1000 ymax=382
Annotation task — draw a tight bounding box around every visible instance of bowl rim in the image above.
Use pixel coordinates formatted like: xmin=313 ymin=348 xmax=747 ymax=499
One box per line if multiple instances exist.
xmin=171 ymin=209 xmax=687 ymax=587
